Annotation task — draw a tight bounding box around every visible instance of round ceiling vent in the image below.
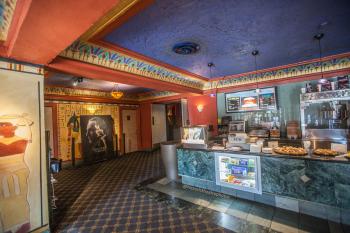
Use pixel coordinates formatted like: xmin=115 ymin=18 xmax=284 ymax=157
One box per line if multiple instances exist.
xmin=172 ymin=42 xmax=200 ymax=55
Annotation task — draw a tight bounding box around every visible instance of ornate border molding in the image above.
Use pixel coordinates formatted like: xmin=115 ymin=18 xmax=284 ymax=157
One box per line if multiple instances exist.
xmin=60 ymin=41 xmax=206 ymax=90
xmin=44 ymin=86 xmax=179 ymax=102
xmin=205 ymin=55 xmax=350 ymax=90
xmin=0 ymin=0 xmax=17 ymax=41
xmin=0 ymin=58 xmax=44 ymax=75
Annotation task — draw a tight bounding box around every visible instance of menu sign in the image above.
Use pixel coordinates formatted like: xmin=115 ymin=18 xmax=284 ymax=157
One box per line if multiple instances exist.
xmin=259 ymin=93 xmax=276 ymax=109
xmin=225 ymin=87 xmax=277 ymax=112
xmin=226 ymin=97 xmax=240 ymax=111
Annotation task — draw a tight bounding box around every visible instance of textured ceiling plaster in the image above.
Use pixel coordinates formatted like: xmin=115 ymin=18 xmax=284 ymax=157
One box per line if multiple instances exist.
xmin=104 ymin=0 xmax=350 ymax=78
xmin=45 ymin=73 xmax=152 ymax=93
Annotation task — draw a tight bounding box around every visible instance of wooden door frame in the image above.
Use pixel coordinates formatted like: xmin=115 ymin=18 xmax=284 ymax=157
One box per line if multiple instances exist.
xmin=44 ymin=102 xmax=59 ymax=158
xmin=119 ymin=106 xmax=141 ymax=153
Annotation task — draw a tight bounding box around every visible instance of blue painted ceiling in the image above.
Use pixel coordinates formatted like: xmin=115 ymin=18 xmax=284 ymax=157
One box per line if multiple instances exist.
xmin=104 ymin=0 xmax=350 ymax=78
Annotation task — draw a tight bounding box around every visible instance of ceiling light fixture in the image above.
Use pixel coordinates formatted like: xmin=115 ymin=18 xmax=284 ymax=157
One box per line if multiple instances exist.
xmin=72 ymin=77 xmax=83 ymax=87
xmin=172 ymin=42 xmax=200 ymax=55
xmin=314 ymin=33 xmax=326 ymax=83
xmin=208 ymin=62 xmax=217 ymax=97
xmin=111 ymin=84 xmax=124 ymax=99
xmin=252 ymin=50 xmax=260 ymax=93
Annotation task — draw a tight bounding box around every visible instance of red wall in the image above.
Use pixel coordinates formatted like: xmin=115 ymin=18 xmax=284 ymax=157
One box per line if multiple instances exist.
xmin=139 ymin=103 xmax=153 ymax=150
xmin=187 ymin=94 xmax=218 ymax=135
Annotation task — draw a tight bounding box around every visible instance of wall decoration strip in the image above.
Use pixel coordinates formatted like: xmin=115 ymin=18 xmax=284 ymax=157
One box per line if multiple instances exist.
xmin=205 ymin=55 xmax=350 ymax=90
xmin=0 ymin=59 xmax=44 ymax=75
xmin=44 ymin=86 xmax=180 ymax=102
xmin=0 ymin=0 xmax=17 ymax=41
xmin=60 ymin=40 xmax=206 ymax=90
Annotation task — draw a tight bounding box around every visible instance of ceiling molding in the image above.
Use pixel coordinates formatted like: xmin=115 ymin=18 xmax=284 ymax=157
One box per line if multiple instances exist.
xmin=44 ymin=85 xmax=180 ymax=103
xmin=206 ymin=52 xmax=350 ymax=91
xmin=59 ymin=40 xmax=206 ymax=90
xmin=0 ymin=0 xmax=17 ymax=41
xmin=84 ymin=0 xmax=154 ymax=41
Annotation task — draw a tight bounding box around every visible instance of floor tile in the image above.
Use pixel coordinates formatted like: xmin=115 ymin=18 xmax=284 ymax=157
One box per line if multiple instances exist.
xmin=328 ymin=221 xmax=344 ymax=233
xmin=214 ymin=212 xmax=247 ymax=232
xmin=298 ymin=214 xmax=330 ymax=233
xmin=271 ymin=209 xmax=299 ymax=233
xmin=241 ymin=221 xmax=270 ymax=233
xmin=225 ymin=199 xmax=252 ymax=220
xmin=247 ymin=203 xmax=274 ymax=227
xmin=208 ymin=197 xmax=233 ymax=212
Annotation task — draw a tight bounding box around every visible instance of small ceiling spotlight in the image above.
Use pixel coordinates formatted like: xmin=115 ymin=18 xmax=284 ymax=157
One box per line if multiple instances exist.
xmin=72 ymin=77 xmax=83 ymax=87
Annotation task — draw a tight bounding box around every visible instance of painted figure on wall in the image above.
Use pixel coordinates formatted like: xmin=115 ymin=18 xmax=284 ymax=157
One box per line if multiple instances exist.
xmin=80 ymin=115 xmax=114 ymax=164
xmin=0 ymin=114 xmax=33 ymax=233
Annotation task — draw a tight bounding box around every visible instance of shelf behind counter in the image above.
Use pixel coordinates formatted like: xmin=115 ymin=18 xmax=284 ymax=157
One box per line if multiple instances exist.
xmin=177 ymin=147 xmax=350 ymax=223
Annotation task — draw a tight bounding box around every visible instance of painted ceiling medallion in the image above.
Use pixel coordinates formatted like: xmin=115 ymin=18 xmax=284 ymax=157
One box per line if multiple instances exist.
xmin=172 ymin=42 xmax=200 ymax=55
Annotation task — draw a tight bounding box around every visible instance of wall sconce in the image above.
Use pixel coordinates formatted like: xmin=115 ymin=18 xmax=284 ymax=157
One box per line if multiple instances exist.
xmin=197 ymin=104 xmax=204 ymax=112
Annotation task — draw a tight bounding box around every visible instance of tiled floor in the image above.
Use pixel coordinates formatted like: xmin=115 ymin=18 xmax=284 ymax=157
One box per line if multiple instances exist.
xmin=143 ymin=178 xmax=350 ymax=233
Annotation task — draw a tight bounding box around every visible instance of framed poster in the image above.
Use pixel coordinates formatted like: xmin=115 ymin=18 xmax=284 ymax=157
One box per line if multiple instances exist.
xmin=225 ymin=87 xmax=277 ymax=112
xmin=80 ymin=115 xmax=115 ymax=164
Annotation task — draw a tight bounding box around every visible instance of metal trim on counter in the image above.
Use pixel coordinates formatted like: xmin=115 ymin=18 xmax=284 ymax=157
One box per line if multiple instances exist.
xmin=178 ymin=146 xmax=350 ymax=164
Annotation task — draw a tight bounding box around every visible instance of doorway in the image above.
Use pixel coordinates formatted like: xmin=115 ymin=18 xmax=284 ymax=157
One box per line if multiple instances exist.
xmin=122 ymin=109 xmax=139 ymax=153
xmin=165 ymin=102 xmax=183 ymax=141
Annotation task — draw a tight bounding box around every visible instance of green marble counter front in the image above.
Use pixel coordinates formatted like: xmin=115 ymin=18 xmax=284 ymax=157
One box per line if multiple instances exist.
xmin=177 ymin=148 xmax=350 ymax=214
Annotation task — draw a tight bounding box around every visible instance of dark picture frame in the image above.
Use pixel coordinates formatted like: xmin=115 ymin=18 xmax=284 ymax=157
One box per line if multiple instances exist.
xmin=80 ymin=115 xmax=115 ymax=164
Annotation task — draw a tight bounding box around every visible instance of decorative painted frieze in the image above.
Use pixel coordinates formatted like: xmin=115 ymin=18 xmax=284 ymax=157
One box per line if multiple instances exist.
xmin=137 ymin=91 xmax=179 ymax=101
xmin=44 ymin=86 xmax=179 ymax=102
xmin=300 ymin=88 xmax=350 ymax=102
xmin=0 ymin=59 xmax=44 ymax=75
xmin=0 ymin=0 xmax=17 ymax=41
xmin=205 ymin=56 xmax=350 ymax=90
xmin=45 ymin=86 xmax=138 ymax=101
xmin=60 ymin=41 xmax=206 ymax=90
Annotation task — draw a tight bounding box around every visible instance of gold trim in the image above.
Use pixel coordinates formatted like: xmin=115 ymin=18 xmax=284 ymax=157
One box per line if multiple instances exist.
xmin=80 ymin=0 xmax=139 ymax=41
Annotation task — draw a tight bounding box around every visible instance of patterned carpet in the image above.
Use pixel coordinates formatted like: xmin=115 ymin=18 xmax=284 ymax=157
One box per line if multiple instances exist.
xmin=53 ymin=150 xmax=233 ymax=233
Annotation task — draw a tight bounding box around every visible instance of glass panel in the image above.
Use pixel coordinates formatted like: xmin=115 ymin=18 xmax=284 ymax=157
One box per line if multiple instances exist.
xmin=218 ymin=156 xmax=256 ymax=188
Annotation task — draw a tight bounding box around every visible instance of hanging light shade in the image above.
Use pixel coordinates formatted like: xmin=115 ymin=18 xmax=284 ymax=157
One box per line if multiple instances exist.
xmin=111 ymin=84 xmax=124 ymax=99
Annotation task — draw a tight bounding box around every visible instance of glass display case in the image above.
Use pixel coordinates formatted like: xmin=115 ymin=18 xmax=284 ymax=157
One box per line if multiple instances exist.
xmin=215 ymin=152 xmax=261 ymax=194
xmin=300 ymin=89 xmax=350 ymax=142
xmin=180 ymin=125 xmax=209 ymax=149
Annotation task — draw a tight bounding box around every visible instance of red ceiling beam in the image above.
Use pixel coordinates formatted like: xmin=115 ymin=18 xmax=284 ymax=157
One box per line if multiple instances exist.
xmin=47 ymin=57 xmax=203 ymax=94
xmin=5 ymin=0 xmax=120 ymax=64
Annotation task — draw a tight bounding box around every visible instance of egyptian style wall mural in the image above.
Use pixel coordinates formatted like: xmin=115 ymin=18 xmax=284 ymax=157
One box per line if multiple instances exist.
xmin=0 ymin=114 xmax=32 ymax=233
xmin=57 ymin=103 xmax=119 ymax=161
xmin=0 ymin=0 xmax=17 ymax=41
xmin=0 ymin=67 xmax=48 ymax=233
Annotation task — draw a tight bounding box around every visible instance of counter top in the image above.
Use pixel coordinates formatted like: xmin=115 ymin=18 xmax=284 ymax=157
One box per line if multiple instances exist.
xmin=179 ymin=146 xmax=350 ymax=164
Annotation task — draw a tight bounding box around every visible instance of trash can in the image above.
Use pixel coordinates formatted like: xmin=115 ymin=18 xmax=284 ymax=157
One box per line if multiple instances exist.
xmin=160 ymin=141 xmax=180 ymax=181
